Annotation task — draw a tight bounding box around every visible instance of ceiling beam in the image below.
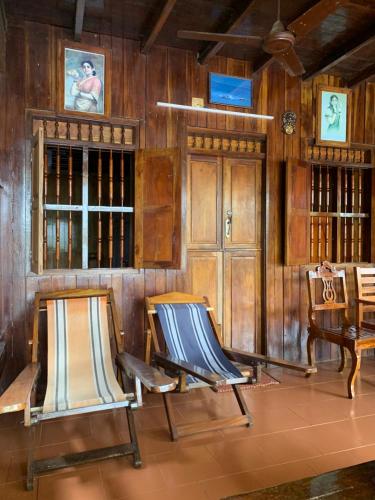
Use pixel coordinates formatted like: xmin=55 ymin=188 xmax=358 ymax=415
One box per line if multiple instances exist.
xmin=141 ymin=0 xmax=176 ymax=55
xmin=198 ymin=0 xmax=257 ymax=65
xmin=287 ymin=0 xmax=350 ymax=38
xmin=253 ymin=0 xmax=351 ymax=75
xmin=348 ymin=63 xmax=375 ymax=88
xmin=303 ymin=31 xmax=375 ymax=80
xmin=74 ymin=0 xmax=85 ymax=41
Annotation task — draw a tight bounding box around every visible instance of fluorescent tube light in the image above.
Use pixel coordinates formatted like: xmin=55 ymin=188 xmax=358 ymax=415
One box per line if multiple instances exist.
xmin=156 ymin=101 xmax=274 ymax=120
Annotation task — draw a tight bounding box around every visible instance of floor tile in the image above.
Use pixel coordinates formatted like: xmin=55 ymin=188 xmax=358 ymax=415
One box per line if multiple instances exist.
xmin=118 ymin=482 xmax=209 ymax=500
xmin=0 ymin=480 xmax=37 ymax=499
xmin=254 ymin=460 xmax=317 ymax=489
xmin=206 ymin=437 xmax=270 ymax=474
xmin=200 ymin=470 xmax=263 ymax=500
xmin=40 ymin=416 xmax=91 ymax=446
xmin=308 ymin=449 xmax=368 ymax=475
xmin=157 ymin=445 xmax=226 ymax=487
xmin=37 ymin=465 xmax=106 ymax=500
xmin=248 ymin=429 xmax=322 ymax=466
xmin=100 ymin=454 xmax=168 ymax=499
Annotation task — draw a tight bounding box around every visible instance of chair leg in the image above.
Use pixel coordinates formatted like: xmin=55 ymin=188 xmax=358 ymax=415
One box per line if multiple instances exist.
xmin=232 ymin=384 xmax=253 ymax=427
xmin=162 ymin=392 xmax=179 ymax=441
xmin=347 ymin=349 xmax=361 ymax=399
xmin=338 ymin=346 xmax=346 ymax=373
xmin=306 ymin=333 xmax=316 ymax=377
xmin=126 ymin=407 xmax=142 ymax=468
xmin=26 ymin=425 xmax=37 ymax=491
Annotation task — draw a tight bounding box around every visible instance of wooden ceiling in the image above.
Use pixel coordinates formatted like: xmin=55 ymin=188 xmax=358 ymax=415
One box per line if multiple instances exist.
xmin=3 ymin=0 xmax=375 ymax=85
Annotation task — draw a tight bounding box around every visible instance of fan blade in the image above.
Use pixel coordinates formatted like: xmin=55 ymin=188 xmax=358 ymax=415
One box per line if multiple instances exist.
xmin=273 ymin=47 xmax=305 ymax=76
xmin=178 ymin=30 xmax=262 ymax=45
xmin=287 ymin=0 xmax=350 ymax=38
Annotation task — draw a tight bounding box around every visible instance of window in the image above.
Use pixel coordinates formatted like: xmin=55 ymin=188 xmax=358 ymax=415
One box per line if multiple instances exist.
xmin=309 ymin=165 xmax=371 ymax=263
xmin=285 ymin=144 xmax=374 ymax=266
xmin=31 ymin=118 xmax=181 ymax=273
xmin=43 ymin=145 xmax=134 ymax=270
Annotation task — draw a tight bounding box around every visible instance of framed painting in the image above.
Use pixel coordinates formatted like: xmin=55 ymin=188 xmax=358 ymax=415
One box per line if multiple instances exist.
xmin=209 ymin=73 xmax=252 ymax=108
xmin=58 ymin=40 xmax=111 ymax=119
xmin=316 ymin=85 xmax=351 ymax=148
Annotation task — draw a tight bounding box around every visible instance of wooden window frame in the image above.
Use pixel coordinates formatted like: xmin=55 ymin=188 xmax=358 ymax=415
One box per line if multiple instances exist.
xmin=43 ymin=144 xmax=134 ymax=270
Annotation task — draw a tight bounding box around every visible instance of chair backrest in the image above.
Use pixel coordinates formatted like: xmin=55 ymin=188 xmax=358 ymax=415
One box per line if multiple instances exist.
xmin=354 ymin=267 xmax=375 ymax=326
xmin=146 ymin=292 xmax=241 ymax=379
xmin=31 ymin=288 xmax=123 ymax=363
xmin=146 ymin=292 xmax=217 ymax=352
xmin=30 ymin=289 xmax=126 ymax=414
xmin=306 ymin=261 xmax=349 ymax=325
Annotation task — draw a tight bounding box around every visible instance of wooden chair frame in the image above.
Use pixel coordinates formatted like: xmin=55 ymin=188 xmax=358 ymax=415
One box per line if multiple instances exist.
xmin=306 ymin=262 xmax=375 ymax=399
xmin=0 ymin=288 xmax=175 ymax=490
xmin=354 ymin=267 xmax=375 ymax=330
xmin=146 ymin=291 xmax=315 ymax=440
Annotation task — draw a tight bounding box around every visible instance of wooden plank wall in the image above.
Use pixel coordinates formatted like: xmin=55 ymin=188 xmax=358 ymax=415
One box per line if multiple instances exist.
xmin=0 ymin=20 xmax=374 ymax=383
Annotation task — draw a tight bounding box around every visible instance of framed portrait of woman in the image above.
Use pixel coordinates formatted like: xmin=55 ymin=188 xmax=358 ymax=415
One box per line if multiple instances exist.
xmin=316 ymin=85 xmax=351 ymax=148
xmin=58 ymin=40 xmax=111 ymax=119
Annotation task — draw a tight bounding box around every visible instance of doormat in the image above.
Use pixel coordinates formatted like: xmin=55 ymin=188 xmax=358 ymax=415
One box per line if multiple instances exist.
xmin=217 ymin=372 xmax=279 ymax=393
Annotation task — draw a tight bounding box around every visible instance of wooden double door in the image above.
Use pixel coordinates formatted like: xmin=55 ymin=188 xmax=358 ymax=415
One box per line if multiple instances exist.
xmin=186 ymin=154 xmax=262 ymax=352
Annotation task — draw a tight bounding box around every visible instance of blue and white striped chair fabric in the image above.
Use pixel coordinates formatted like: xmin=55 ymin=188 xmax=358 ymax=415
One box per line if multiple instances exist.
xmin=156 ymin=303 xmax=245 ymax=385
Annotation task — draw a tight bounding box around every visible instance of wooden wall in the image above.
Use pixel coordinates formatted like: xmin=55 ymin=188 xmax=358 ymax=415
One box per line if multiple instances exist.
xmin=0 ymin=20 xmax=374 ymax=385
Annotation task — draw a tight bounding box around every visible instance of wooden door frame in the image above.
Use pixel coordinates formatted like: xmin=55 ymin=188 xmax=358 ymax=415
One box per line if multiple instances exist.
xmin=185 ymin=132 xmax=267 ymax=354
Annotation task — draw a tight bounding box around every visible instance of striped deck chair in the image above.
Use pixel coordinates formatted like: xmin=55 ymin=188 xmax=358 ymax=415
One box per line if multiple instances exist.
xmin=146 ymin=292 xmax=261 ymax=440
xmin=0 ymin=289 xmax=175 ymax=490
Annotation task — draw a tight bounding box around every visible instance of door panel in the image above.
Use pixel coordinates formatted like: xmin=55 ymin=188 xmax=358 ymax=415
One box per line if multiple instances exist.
xmin=187 ymin=155 xmax=222 ymax=249
xmin=224 ymin=250 xmax=261 ymax=352
xmin=186 ymin=251 xmax=223 ymax=326
xmin=223 ymin=158 xmax=261 ymax=249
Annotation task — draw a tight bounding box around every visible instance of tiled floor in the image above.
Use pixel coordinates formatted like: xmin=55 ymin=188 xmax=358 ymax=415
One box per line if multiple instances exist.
xmin=3 ymin=359 xmax=375 ymax=499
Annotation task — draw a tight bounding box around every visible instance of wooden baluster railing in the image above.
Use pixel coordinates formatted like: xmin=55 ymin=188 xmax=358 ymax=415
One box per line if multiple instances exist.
xmin=108 ymin=150 xmax=113 ymax=268
xmin=310 ymin=166 xmax=315 ymax=262
xmin=358 ymin=169 xmax=363 ymax=262
xmin=343 ymin=168 xmax=348 ymax=262
xmin=43 ymin=145 xmax=48 ymax=269
xmin=56 ymin=146 xmax=61 ymax=268
xmin=68 ymin=147 xmax=73 ymax=268
xmin=325 ymin=167 xmax=330 ymax=260
xmin=97 ymin=151 xmax=102 ymax=267
xmin=318 ymin=166 xmax=322 ymax=262
xmin=120 ymin=151 xmax=125 ymax=267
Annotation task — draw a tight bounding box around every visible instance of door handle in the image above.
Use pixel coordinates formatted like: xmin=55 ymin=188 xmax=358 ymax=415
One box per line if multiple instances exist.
xmin=225 ymin=210 xmax=232 ymax=238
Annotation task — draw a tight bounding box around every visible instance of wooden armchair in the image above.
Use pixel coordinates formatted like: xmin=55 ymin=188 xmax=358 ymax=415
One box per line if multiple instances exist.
xmin=306 ymin=262 xmax=375 ymax=398
xmin=146 ymin=291 xmax=315 ymax=440
xmin=354 ymin=267 xmax=375 ymax=330
xmin=0 ymin=288 xmax=175 ymax=490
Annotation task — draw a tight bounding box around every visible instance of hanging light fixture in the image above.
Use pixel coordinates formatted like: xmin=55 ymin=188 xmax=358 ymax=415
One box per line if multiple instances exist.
xmin=156 ymin=101 xmax=274 ymax=120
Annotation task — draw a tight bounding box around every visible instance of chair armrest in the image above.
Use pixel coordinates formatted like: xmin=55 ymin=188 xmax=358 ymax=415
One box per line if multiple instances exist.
xmin=0 ymin=363 xmax=40 ymax=414
xmin=116 ymin=352 xmax=176 ymax=393
xmin=355 ymin=298 xmax=375 ymax=305
xmin=154 ymin=352 xmax=226 ymax=387
xmin=222 ymin=347 xmax=317 ymax=374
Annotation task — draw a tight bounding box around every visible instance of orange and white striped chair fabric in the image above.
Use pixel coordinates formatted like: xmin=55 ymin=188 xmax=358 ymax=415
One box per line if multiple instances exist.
xmin=43 ymin=296 xmax=127 ymax=413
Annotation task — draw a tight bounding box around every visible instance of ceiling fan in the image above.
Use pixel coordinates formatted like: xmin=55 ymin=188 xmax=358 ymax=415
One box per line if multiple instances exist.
xmin=177 ymin=0 xmax=305 ymax=77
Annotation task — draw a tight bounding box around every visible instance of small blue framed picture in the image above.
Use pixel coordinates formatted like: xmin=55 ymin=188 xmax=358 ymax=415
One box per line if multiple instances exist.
xmin=209 ymin=73 xmax=252 ymax=108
